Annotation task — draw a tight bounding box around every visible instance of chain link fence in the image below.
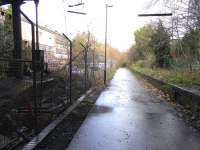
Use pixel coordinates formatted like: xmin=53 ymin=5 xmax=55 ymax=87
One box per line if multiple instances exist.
xmin=169 ymin=58 xmax=200 ymax=71
xmin=0 ymin=7 xmax=109 ymax=148
xmin=0 ymin=32 xmax=105 ymax=149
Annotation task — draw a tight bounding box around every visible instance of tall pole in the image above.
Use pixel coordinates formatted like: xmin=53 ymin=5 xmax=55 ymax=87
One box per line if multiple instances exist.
xmin=63 ymin=34 xmax=72 ymax=103
xmin=104 ymin=4 xmax=112 ymax=85
xmin=35 ymin=0 xmax=39 ymax=50
xmin=92 ymin=43 xmax=95 ymax=84
xmin=80 ymin=42 xmax=88 ymax=92
xmin=20 ymin=10 xmax=37 ymax=135
xmin=69 ymin=40 xmax=72 ymax=103
xmin=12 ymin=1 xmax=23 ymax=78
xmin=34 ymin=0 xmax=43 ymax=108
xmin=84 ymin=44 xmax=87 ymax=91
xmin=104 ymin=5 xmax=108 ymax=85
xmin=86 ymin=31 xmax=90 ymax=90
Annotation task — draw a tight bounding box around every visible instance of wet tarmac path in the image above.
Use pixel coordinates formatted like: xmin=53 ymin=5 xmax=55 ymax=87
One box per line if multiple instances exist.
xmin=67 ymin=68 xmax=200 ymax=150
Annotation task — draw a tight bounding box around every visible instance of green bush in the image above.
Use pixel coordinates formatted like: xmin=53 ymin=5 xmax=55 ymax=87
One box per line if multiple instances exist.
xmin=135 ymin=60 xmax=145 ymax=68
xmin=120 ymin=63 xmax=127 ymax=68
xmin=144 ymin=54 xmax=155 ymax=68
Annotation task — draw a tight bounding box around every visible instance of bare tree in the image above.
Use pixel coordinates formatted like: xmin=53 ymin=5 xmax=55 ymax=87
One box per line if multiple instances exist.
xmin=146 ymin=0 xmax=200 ymax=70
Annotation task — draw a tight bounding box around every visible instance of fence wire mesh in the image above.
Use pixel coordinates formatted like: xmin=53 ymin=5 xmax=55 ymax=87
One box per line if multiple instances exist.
xmin=0 ymin=34 xmax=105 ymax=149
xmin=0 ymin=7 xmax=107 ymax=148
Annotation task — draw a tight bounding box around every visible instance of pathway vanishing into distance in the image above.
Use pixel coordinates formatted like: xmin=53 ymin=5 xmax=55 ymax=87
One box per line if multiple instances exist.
xmin=67 ymin=68 xmax=200 ymax=150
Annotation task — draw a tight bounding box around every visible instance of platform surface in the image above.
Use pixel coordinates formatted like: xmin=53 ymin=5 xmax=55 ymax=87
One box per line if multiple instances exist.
xmin=67 ymin=68 xmax=200 ymax=150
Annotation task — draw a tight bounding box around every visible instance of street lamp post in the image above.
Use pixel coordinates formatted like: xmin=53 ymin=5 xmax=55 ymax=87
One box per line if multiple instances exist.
xmin=104 ymin=4 xmax=113 ymax=85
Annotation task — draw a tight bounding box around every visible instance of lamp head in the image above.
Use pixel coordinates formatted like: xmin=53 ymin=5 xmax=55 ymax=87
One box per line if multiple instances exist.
xmin=34 ymin=0 xmax=39 ymax=5
xmin=106 ymin=4 xmax=113 ymax=7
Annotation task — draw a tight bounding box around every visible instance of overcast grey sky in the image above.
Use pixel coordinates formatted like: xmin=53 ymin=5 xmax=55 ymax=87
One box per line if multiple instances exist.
xmin=21 ymin=0 xmax=169 ymax=51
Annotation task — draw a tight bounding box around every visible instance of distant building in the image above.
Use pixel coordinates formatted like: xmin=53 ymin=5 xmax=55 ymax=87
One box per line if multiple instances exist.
xmin=21 ymin=17 xmax=69 ymax=71
xmin=1 ymin=8 xmax=70 ymax=71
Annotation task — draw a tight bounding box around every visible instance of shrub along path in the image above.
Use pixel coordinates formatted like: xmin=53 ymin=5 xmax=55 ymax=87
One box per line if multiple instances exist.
xmin=130 ymin=65 xmax=200 ymax=93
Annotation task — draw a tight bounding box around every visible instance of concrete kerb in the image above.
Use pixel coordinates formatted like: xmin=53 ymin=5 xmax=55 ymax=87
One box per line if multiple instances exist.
xmin=132 ymin=69 xmax=200 ymax=111
xmin=22 ymin=88 xmax=94 ymax=150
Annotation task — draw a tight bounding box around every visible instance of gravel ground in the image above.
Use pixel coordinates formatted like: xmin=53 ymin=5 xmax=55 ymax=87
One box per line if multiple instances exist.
xmin=35 ymin=86 xmax=103 ymax=150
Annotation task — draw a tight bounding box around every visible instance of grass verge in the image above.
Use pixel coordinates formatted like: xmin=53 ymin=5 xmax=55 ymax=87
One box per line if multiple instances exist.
xmin=129 ymin=64 xmax=200 ymax=88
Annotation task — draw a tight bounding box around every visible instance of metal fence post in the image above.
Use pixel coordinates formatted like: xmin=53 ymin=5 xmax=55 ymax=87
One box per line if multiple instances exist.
xmin=63 ymin=34 xmax=72 ymax=103
xmin=92 ymin=47 xmax=95 ymax=84
xmin=80 ymin=43 xmax=87 ymax=92
xmin=85 ymin=46 xmax=88 ymax=91
xmin=20 ymin=10 xmax=37 ymax=134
